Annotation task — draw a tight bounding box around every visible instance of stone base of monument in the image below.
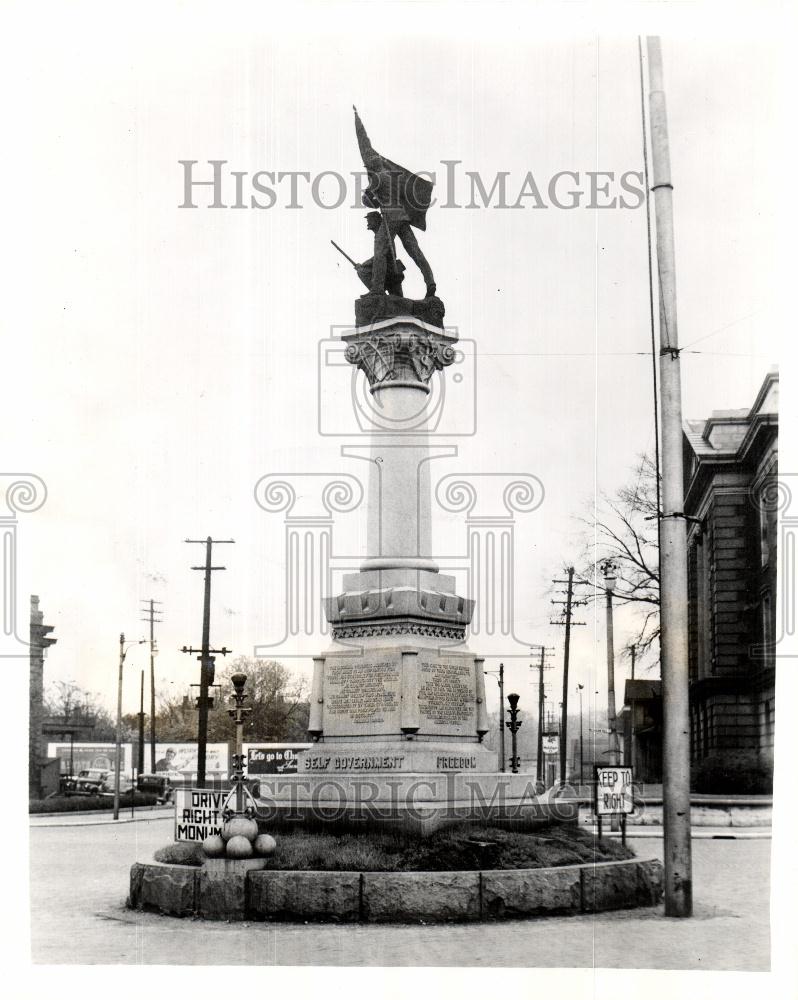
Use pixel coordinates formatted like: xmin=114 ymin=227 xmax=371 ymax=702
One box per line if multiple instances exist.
xmin=252 ymin=772 xmax=578 ymax=834
xmin=201 ymin=857 xmax=267 ymax=873
xmin=128 ymin=856 xmax=664 ymax=922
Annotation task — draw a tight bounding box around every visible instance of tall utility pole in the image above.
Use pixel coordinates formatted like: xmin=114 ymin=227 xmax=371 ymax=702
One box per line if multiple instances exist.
xmin=551 ymin=567 xmax=586 ymax=784
xmin=141 ymin=599 xmax=163 ymax=773
xmin=137 ymin=669 xmax=145 ymax=775
xmin=646 ymin=35 xmax=692 ymax=917
xmin=530 ymin=646 xmax=554 ymax=784
xmin=182 ymin=537 xmax=234 ymax=788
xmin=497 ymin=663 xmax=505 ymax=772
xmin=114 ymin=633 xmax=144 ymax=820
xmin=601 ymin=561 xmax=621 ymax=766
xmin=577 ymin=683 xmax=585 ymax=784
xmin=484 ymin=663 xmax=506 ymax=771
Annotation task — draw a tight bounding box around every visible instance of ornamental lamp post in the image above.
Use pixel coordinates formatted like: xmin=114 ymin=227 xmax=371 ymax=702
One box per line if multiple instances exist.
xmin=227 ymin=672 xmax=252 ymax=816
xmin=505 ymin=692 xmax=522 ymax=774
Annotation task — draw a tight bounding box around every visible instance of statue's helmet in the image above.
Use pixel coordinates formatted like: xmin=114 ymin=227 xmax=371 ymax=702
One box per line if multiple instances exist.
xmin=366 ymin=210 xmax=382 ymax=228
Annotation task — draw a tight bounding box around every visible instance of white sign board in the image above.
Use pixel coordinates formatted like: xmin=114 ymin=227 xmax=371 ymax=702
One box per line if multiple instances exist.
xmin=542 ymin=734 xmax=559 ymax=755
xmin=153 ymin=743 xmax=229 ymax=777
xmin=174 ymin=787 xmax=226 ymax=842
xmin=595 ymin=766 xmax=634 ymax=815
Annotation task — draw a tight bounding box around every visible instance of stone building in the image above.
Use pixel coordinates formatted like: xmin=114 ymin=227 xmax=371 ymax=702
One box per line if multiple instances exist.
xmin=683 ymin=370 xmax=777 ymax=792
xmin=621 ymin=679 xmax=662 ymax=784
xmin=29 ymin=595 xmax=58 ymax=798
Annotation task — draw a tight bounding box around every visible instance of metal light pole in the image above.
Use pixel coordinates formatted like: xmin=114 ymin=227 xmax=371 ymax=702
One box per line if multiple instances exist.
xmin=114 ymin=633 xmax=145 ymax=821
xmin=646 ymin=34 xmax=693 ymax=916
xmin=505 ymin=693 xmax=522 ymax=773
xmin=227 ymin=673 xmax=252 ymax=815
xmin=577 ymin=683 xmax=584 ymax=785
xmin=602 ymin=562 xmax=621 ymax=766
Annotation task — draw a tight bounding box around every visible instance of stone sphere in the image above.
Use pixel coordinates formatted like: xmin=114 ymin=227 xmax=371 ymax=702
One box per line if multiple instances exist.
xmin=221 ymin=817 xmax=259 ymax=842
xmin=253 ymin=834 xmax=277 ymax=857
xmin=225 ymin=835 xmax=254 ymax=859
xmin=201 ymin=834 xmax=225 ymax=858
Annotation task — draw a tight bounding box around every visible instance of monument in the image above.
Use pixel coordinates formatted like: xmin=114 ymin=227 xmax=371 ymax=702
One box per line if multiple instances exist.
xmin=255 ymin=109 xmax=572 ymax=831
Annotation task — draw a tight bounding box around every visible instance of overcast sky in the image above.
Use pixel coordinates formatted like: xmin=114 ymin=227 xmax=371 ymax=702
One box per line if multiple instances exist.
xmin=4 ymin=5 xmax=786 ymax=727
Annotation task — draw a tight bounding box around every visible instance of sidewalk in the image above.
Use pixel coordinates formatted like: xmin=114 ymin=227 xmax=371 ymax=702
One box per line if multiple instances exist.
xmin=582 ymin=823 xmax=771 ymax=840
xmin=29 ymin=807 xmax=172 ymax=828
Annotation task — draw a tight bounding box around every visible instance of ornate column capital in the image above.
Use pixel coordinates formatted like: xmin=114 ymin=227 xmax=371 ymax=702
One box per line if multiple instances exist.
xmin=342 ymin=318 xmax=458 ymax=393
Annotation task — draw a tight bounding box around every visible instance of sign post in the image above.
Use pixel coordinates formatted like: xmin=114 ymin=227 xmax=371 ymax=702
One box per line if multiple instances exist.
xmin=594 ymin=765 xmax=634 ymax=845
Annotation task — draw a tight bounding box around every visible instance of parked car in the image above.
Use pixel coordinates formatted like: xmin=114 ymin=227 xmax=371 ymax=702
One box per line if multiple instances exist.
xmin=137 ymin=773 xmax=174 ymax=804
xmin=73 ymin=768 xmax=109 ymax=794
xmin=103 ymin=772 xmax=135 ymax=795
xmin=59 ymin=774 xmax=79 ymax=795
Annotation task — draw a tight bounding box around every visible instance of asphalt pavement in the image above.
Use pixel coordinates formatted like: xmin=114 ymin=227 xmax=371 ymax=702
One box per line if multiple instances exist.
xmin=29 ymin=814 xmax=771 ymax=969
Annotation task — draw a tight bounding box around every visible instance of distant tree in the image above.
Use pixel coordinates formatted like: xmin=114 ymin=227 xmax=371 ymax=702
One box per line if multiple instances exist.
xmin=573 ymin=453 xmax=661 ymax=664
xmin=154 ymin=657 xmax=310 ymax=744
xmin=44 ymin=680 xmax=120 ymax=740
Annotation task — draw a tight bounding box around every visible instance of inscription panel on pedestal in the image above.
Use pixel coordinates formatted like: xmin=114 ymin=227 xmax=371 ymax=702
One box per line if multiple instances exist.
xmin=417 ymin=653 xmax=477 ymax=737
xmin=323 ymin=652 xmax=402 ymax=736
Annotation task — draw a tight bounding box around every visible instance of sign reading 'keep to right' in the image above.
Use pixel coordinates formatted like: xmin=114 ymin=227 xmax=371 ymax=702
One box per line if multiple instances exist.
xmin=595 ymin=766 xmax=634 ymax=815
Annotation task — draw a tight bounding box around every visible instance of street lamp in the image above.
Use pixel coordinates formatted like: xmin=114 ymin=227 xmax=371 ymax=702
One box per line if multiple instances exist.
xmin=226 ymin=673 xmax=253 ymax=817
xmin=505 ymin=693 xmax=522 ymax=774
xmin=114 ymin=633 xmax=146 ymax=821
xmin=601 ymin=561 xmax=620 ymax=767
xmin=484 ymin=663 xmax=505 ymax=772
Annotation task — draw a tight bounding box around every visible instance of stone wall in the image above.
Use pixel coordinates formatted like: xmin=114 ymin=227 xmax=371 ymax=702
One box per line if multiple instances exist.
xmin=129 ymin=856 xmax=664 ymax=922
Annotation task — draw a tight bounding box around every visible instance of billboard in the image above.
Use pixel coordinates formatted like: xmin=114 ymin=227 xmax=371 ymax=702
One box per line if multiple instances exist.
xmin=153 ymin=743 xmax=229 ymax=777
xmin=47 ymin=742 xmax=132 ymax=775
xmin=244 ymin=743 xmax=312 ymax=775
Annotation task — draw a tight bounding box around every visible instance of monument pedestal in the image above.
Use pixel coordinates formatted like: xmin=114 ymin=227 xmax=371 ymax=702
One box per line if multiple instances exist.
xmin=256 ymin=313 xmax=560 ymax=831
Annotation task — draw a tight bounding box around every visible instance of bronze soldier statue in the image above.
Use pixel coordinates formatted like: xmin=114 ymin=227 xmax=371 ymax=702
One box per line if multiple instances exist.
xmin=356 ymin=211 xmax=406 ymax=296
xmin=353 ymin=106 xmax=436 ymax=299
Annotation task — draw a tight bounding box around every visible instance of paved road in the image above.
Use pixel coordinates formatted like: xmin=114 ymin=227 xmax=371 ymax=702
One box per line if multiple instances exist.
xmin=29 ymin=816 xmax=770 ymax=969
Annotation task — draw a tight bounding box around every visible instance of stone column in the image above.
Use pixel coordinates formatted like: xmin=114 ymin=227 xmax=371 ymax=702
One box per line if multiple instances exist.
xmin=343 ymin=318 xmax=458 ymax=574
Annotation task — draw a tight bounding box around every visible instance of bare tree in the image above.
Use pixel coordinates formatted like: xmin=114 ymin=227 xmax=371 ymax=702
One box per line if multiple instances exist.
xmin=44 ymin=680 xmax=119 ymax=740
xmin=573 ymin=454 xmax=661 ymax=663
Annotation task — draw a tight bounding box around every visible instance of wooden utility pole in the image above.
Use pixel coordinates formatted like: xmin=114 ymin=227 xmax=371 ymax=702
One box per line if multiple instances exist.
xmin=114 ymin=633 xmax=144 ymax=821
xmin=646 ymin=35 xmax=693 ymax=917
xmin=182 ymin=537 xmax=234 ymax=788
xmin=551 ymin=568 xmax=586 ymax=784
xmin=137 ymin=669 xmax=145 ymax=775
xmin=530 ymin=646 xmax=554 ymax=784
xmin=141 ymin=599 xmax=163 ymax=773
xmin=601 ymin=562 xmax=621 ymax=767
xmin=497 ymin=663 xmax=505 ymax=772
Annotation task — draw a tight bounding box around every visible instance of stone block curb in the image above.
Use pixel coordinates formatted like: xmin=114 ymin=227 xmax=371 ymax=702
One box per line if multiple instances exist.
xmin=129 ymin=856 xmax=664 ymax=922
